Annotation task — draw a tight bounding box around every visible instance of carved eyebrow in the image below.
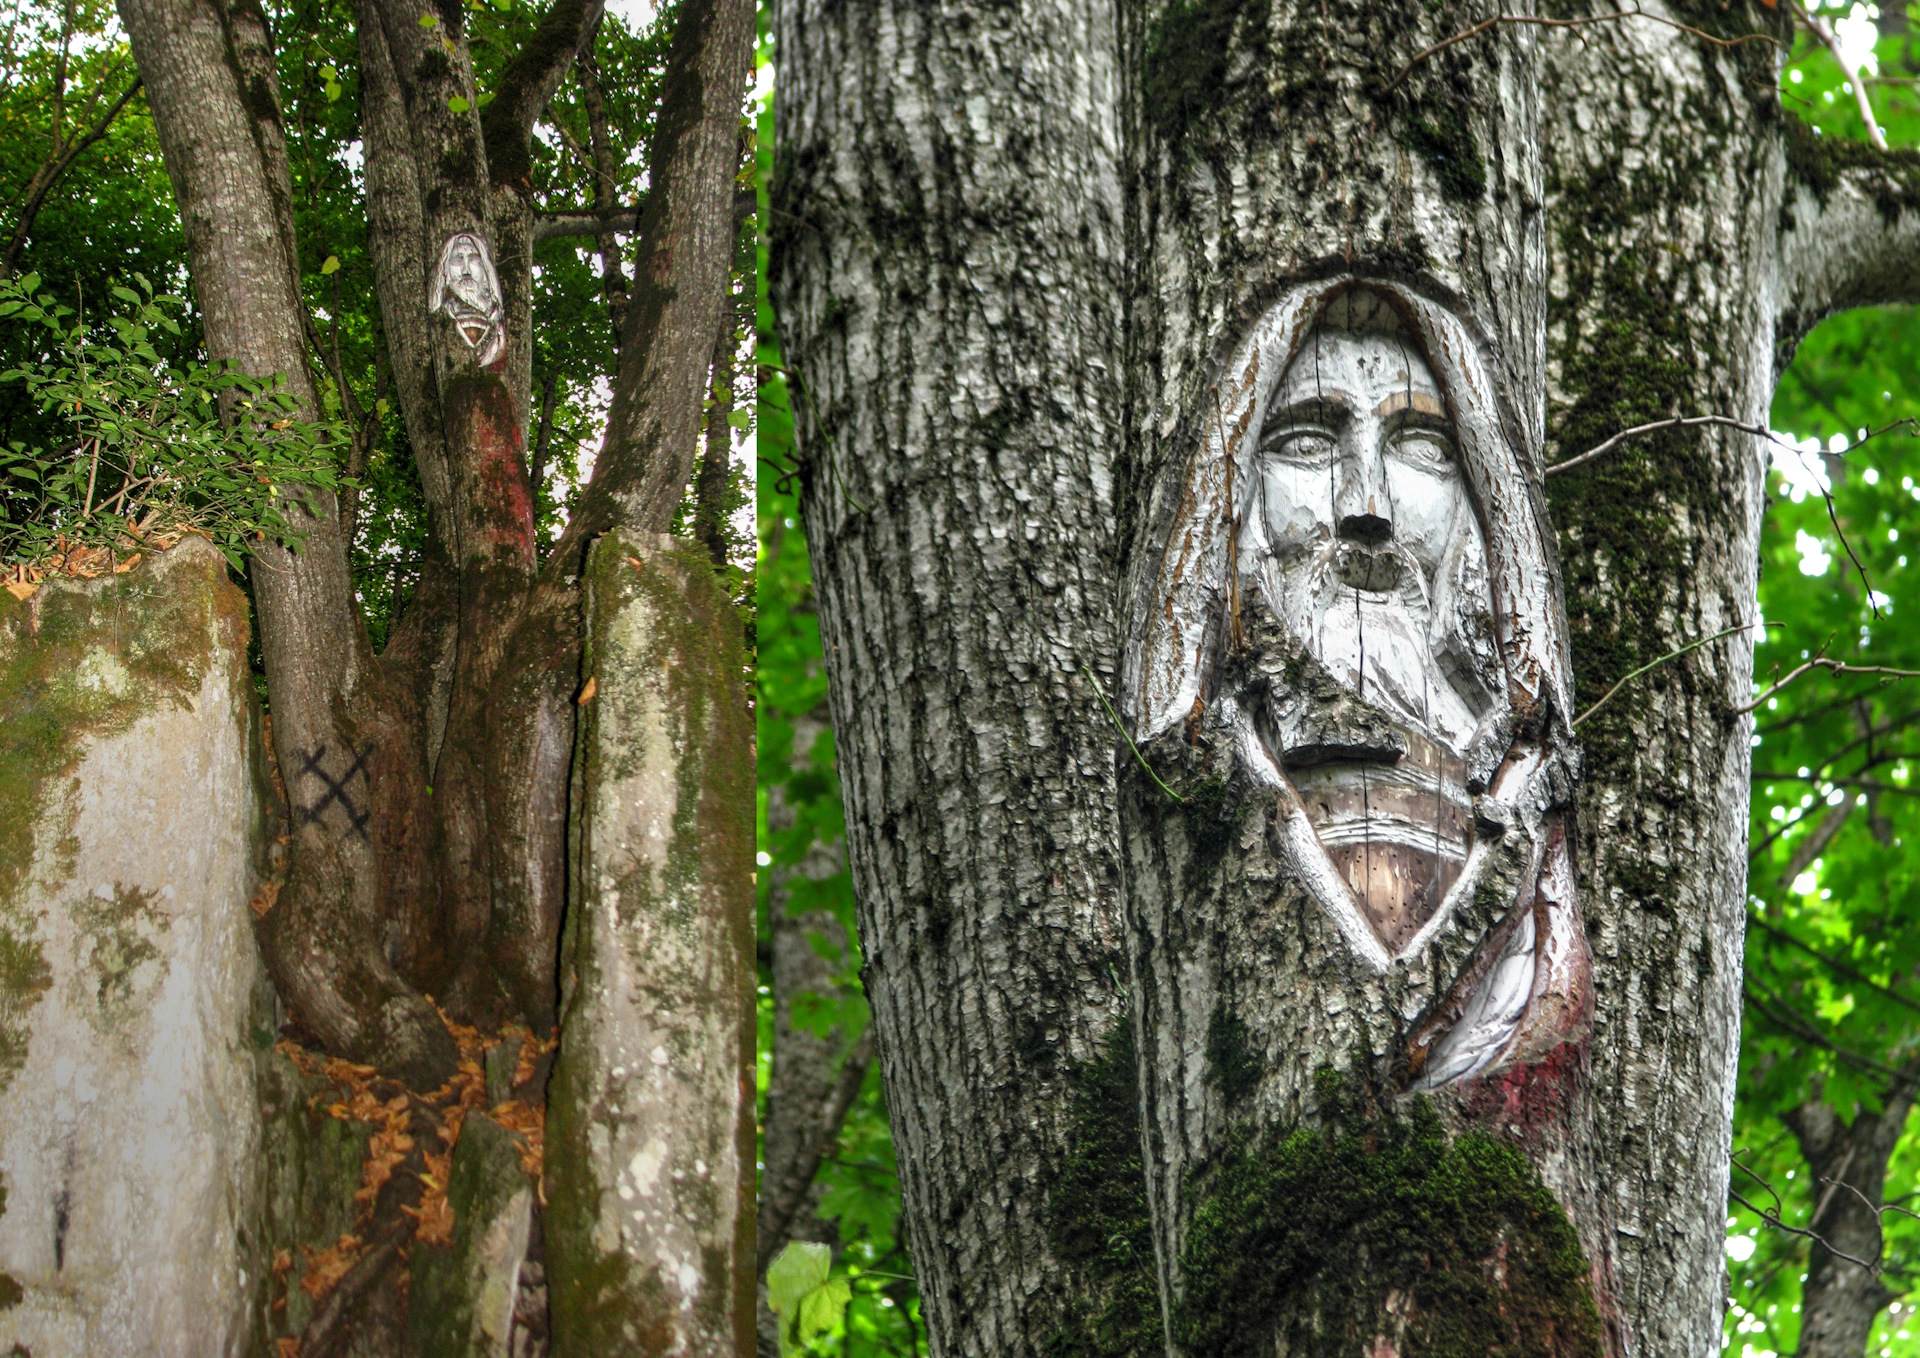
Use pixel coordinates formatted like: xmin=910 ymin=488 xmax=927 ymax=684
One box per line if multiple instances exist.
xmin=1373 ymin=389 xmax=1448 ymax=421
xmin=1260 ymin=394 xmax=1352 ymax=435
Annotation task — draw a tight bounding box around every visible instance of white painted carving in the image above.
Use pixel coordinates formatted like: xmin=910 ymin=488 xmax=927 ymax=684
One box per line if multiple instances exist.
xmin=1130 ymin=278 xmax=1590 ymax=1084
xmin=430 ymin=231 xmax=505 ymax=366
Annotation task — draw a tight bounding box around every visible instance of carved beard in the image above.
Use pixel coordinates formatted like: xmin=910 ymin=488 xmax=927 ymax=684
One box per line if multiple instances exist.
xmin=1258 ymin=513 xmax=1499 ymax=759
xmin=1250 ymin=519 xmax=1501 ymax=956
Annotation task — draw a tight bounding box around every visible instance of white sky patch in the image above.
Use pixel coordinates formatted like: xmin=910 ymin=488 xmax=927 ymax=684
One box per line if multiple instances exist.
xmin=1770 ymin=433 xmax=1831 ymax=504
xmin=1725 ymin=1234 xmax=1757 ymax=1262
xmin=605 ymin=0 xmax=658 ymax=30
xmin=1796 ymin=528 xmax=1833 ymax=576
xmin=1831 ymin=1 xmax=1880 ymax=76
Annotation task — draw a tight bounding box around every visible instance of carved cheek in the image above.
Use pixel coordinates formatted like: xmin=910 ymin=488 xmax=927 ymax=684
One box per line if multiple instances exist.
xmin=1258 ymin=458 xmax=1332 ymax=558
xmin=1385 ymin=459 xmax=1460 ymax=573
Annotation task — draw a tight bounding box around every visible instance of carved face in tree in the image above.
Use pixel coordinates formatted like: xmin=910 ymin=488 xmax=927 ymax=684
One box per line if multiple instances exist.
xmin=1246 ymin=290 xmax=1500 ymax=954
xmin=1130 ymin=278 xmax=1590 ymax=1087
xmin=430 ymin=232 xmax=505 ymax=366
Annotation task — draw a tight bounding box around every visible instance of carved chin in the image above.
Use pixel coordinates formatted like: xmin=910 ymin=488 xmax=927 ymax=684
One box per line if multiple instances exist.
xmin=1289 ymin=731 xmax=1471 ymax=956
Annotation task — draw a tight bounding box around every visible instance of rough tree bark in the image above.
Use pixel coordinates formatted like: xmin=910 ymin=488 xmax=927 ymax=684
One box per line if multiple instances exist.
xmin=115 ymin=0 xmax=751 ymax=1344
xmin=772 ymin=0 xmax=1920 ymax=1354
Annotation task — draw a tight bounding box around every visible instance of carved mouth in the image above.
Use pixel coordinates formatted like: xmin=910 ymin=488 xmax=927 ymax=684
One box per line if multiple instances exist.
xmin=1334 ymin=542 xmax=1406 ymax=593
xmin=458 ymin=320 xmax=491 ymax=348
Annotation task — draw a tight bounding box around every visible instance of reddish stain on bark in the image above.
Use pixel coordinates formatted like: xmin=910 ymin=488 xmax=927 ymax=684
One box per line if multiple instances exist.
xmin=455 ymin=374 xmax=535 ymax=562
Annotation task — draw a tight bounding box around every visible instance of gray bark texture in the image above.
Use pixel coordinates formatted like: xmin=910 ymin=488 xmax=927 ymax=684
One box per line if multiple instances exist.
xmin=771 ymin=1 xmax=1920 ymax=1355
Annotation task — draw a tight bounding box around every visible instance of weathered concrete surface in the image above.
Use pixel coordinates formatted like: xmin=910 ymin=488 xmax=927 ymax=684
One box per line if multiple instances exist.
xmin=0 ymin=537 xmax=270 ymax=1356
xmin=545 ymin=531 xmax=755 ymax=1358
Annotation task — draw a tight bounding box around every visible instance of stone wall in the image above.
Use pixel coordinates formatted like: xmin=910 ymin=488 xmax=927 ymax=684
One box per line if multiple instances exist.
xmin=0 ymin=538 xmax=272 ymax=1356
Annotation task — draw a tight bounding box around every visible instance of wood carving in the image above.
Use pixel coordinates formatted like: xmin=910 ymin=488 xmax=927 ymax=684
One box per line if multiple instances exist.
xmin=1129 ymin=278 xmax=1591 ymax=1086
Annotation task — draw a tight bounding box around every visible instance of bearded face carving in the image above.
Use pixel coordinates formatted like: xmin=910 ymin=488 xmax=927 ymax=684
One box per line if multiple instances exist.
xmin=1248 ymin=292 xmax=1500 ymax=954
xmin=430 ymin=232 xmax=506 ymax=367
xmin=1129 ymin=280 xmax=1591 ymax=1087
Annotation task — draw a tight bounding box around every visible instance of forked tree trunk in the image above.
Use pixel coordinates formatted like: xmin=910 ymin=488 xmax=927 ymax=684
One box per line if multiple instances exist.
xmin=772 ymin=0 xmax=1920 ymax=1353
xmin=116 ymin=0 xmax=751 ymax=1346
xmin=120 ymin=0 xmax=748 ymax=1066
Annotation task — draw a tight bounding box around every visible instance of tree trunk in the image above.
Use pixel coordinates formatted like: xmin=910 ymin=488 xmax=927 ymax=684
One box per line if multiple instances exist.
xmin=1784 ymin=1091 xmax=1912 ymax=1358
xmin=116 ymin=0 xmax=752 ymax=1345
xmin=772 ymin=0 xmax=1920 ymax=1353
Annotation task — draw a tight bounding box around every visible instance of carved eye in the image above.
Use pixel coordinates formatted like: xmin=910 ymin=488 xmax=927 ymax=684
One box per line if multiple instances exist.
xmin=1261 ymin=428 xmax=1337 ymax=467
xmin=1390 ymin=429 xmax=1456 ymax=471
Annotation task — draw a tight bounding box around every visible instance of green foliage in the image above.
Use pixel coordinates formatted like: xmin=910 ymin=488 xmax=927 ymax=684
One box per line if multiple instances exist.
xmin=1725 ymin=12 xmax=1920 ymax=1356
xmin=769 ymin=1242 xmax=855 ymax=1357
xmin=0 ymin=273 xmax=347 ymax=569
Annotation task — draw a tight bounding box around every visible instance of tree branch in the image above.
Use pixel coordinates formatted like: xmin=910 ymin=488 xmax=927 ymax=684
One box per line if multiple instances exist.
xmin=548 ymin=0 xmax=751 ymax=550
xmin=1382 ymin=8 xmax=1778 ymax=94
xmin=1737 ymin=657 xmax=1920 ymax=714
xmin=1573 ymin=621 xmax=1770 ymax=728
xmin=1792 ymin=1 xmax=1885 ymax=151
xmin=0 ymin=75 xmax=142 ymax=278
xmin=1776 ymin=121 xmax=1920 ymax=345
xmin=531 ymin=202 xmax=647 ymax=242
xmin=481 ymin=0 xmax=604 ymax=188
xmin=1546 ymin=414 xmax=1772 ymax=476
xmin=755 ymin=1025 xmax=874 ymax=1276
xmin=1729 ymin=1186 xmax=1882 ymax=1275
xmin=577 ymin=35 xmax=629 ymax=342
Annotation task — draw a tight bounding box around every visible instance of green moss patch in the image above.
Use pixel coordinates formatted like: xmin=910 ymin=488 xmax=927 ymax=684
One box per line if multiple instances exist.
xmin=1176 ymin=1093 xmax=1601 ymax=1358
xmin=1044 ymin=1019 xmax=1159 ymax=1358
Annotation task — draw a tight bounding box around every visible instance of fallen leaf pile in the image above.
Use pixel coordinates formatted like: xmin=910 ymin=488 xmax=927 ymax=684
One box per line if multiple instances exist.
xmin=300 ymin=1234 xmax=363 ymax=1301
xmin=248 ymin=878 xmax=282 ymax=920
xmin=2 ymin=517 xmax=202 ymax=600
xmin=267 ymin=1006 xmax=555 ymax=1307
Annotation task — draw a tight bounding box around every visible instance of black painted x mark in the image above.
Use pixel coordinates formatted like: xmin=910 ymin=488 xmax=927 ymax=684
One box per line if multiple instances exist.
xmin=296 ymin=742 xmax=372 ymax=840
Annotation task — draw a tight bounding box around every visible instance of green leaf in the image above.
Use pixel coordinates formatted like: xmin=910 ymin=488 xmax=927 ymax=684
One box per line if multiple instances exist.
xmin=110 ymin=286 xmax=139 ymax=304
xmin=448 ymin=95 xmax=470 ymax=113
xmin=767 ymin=1241 xmax=845 ymax=1356
xmin=417 ymin=10 xmax=437 ymax=25
xmin=321 ymin=255 xmax=341 ymax=275
xmin=726 ymin=408 xmax=751 ymax=429
xmin=325 ymin=80 xmax=342 ymax=102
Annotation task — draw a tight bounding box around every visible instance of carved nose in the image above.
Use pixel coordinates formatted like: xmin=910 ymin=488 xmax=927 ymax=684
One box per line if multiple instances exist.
xmin=1338 ymin=512 xmax=1392 ymax=545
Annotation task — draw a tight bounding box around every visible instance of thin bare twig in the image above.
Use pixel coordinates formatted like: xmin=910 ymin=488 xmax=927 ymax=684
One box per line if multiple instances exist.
xmin=1728 ymin=1186 xmax=1882 ymax=1273
xmin=1383 ymin=8 xmax=1779 ymax=94
xmin=1551 ymin=415 xmax=1916 ymax=615
xmin=1792 ymin=0 xmax=1886 ymax=151
xmin=1573 ymin=621 xmax=1773 ymax=729
xmin=1084 ymin=664 xmax=1186 ymax=803
xmin=1546 ymin=415 xmax=1772 ymax=477
xmin=1738 ymin=657 xmax=1920 ymax=714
